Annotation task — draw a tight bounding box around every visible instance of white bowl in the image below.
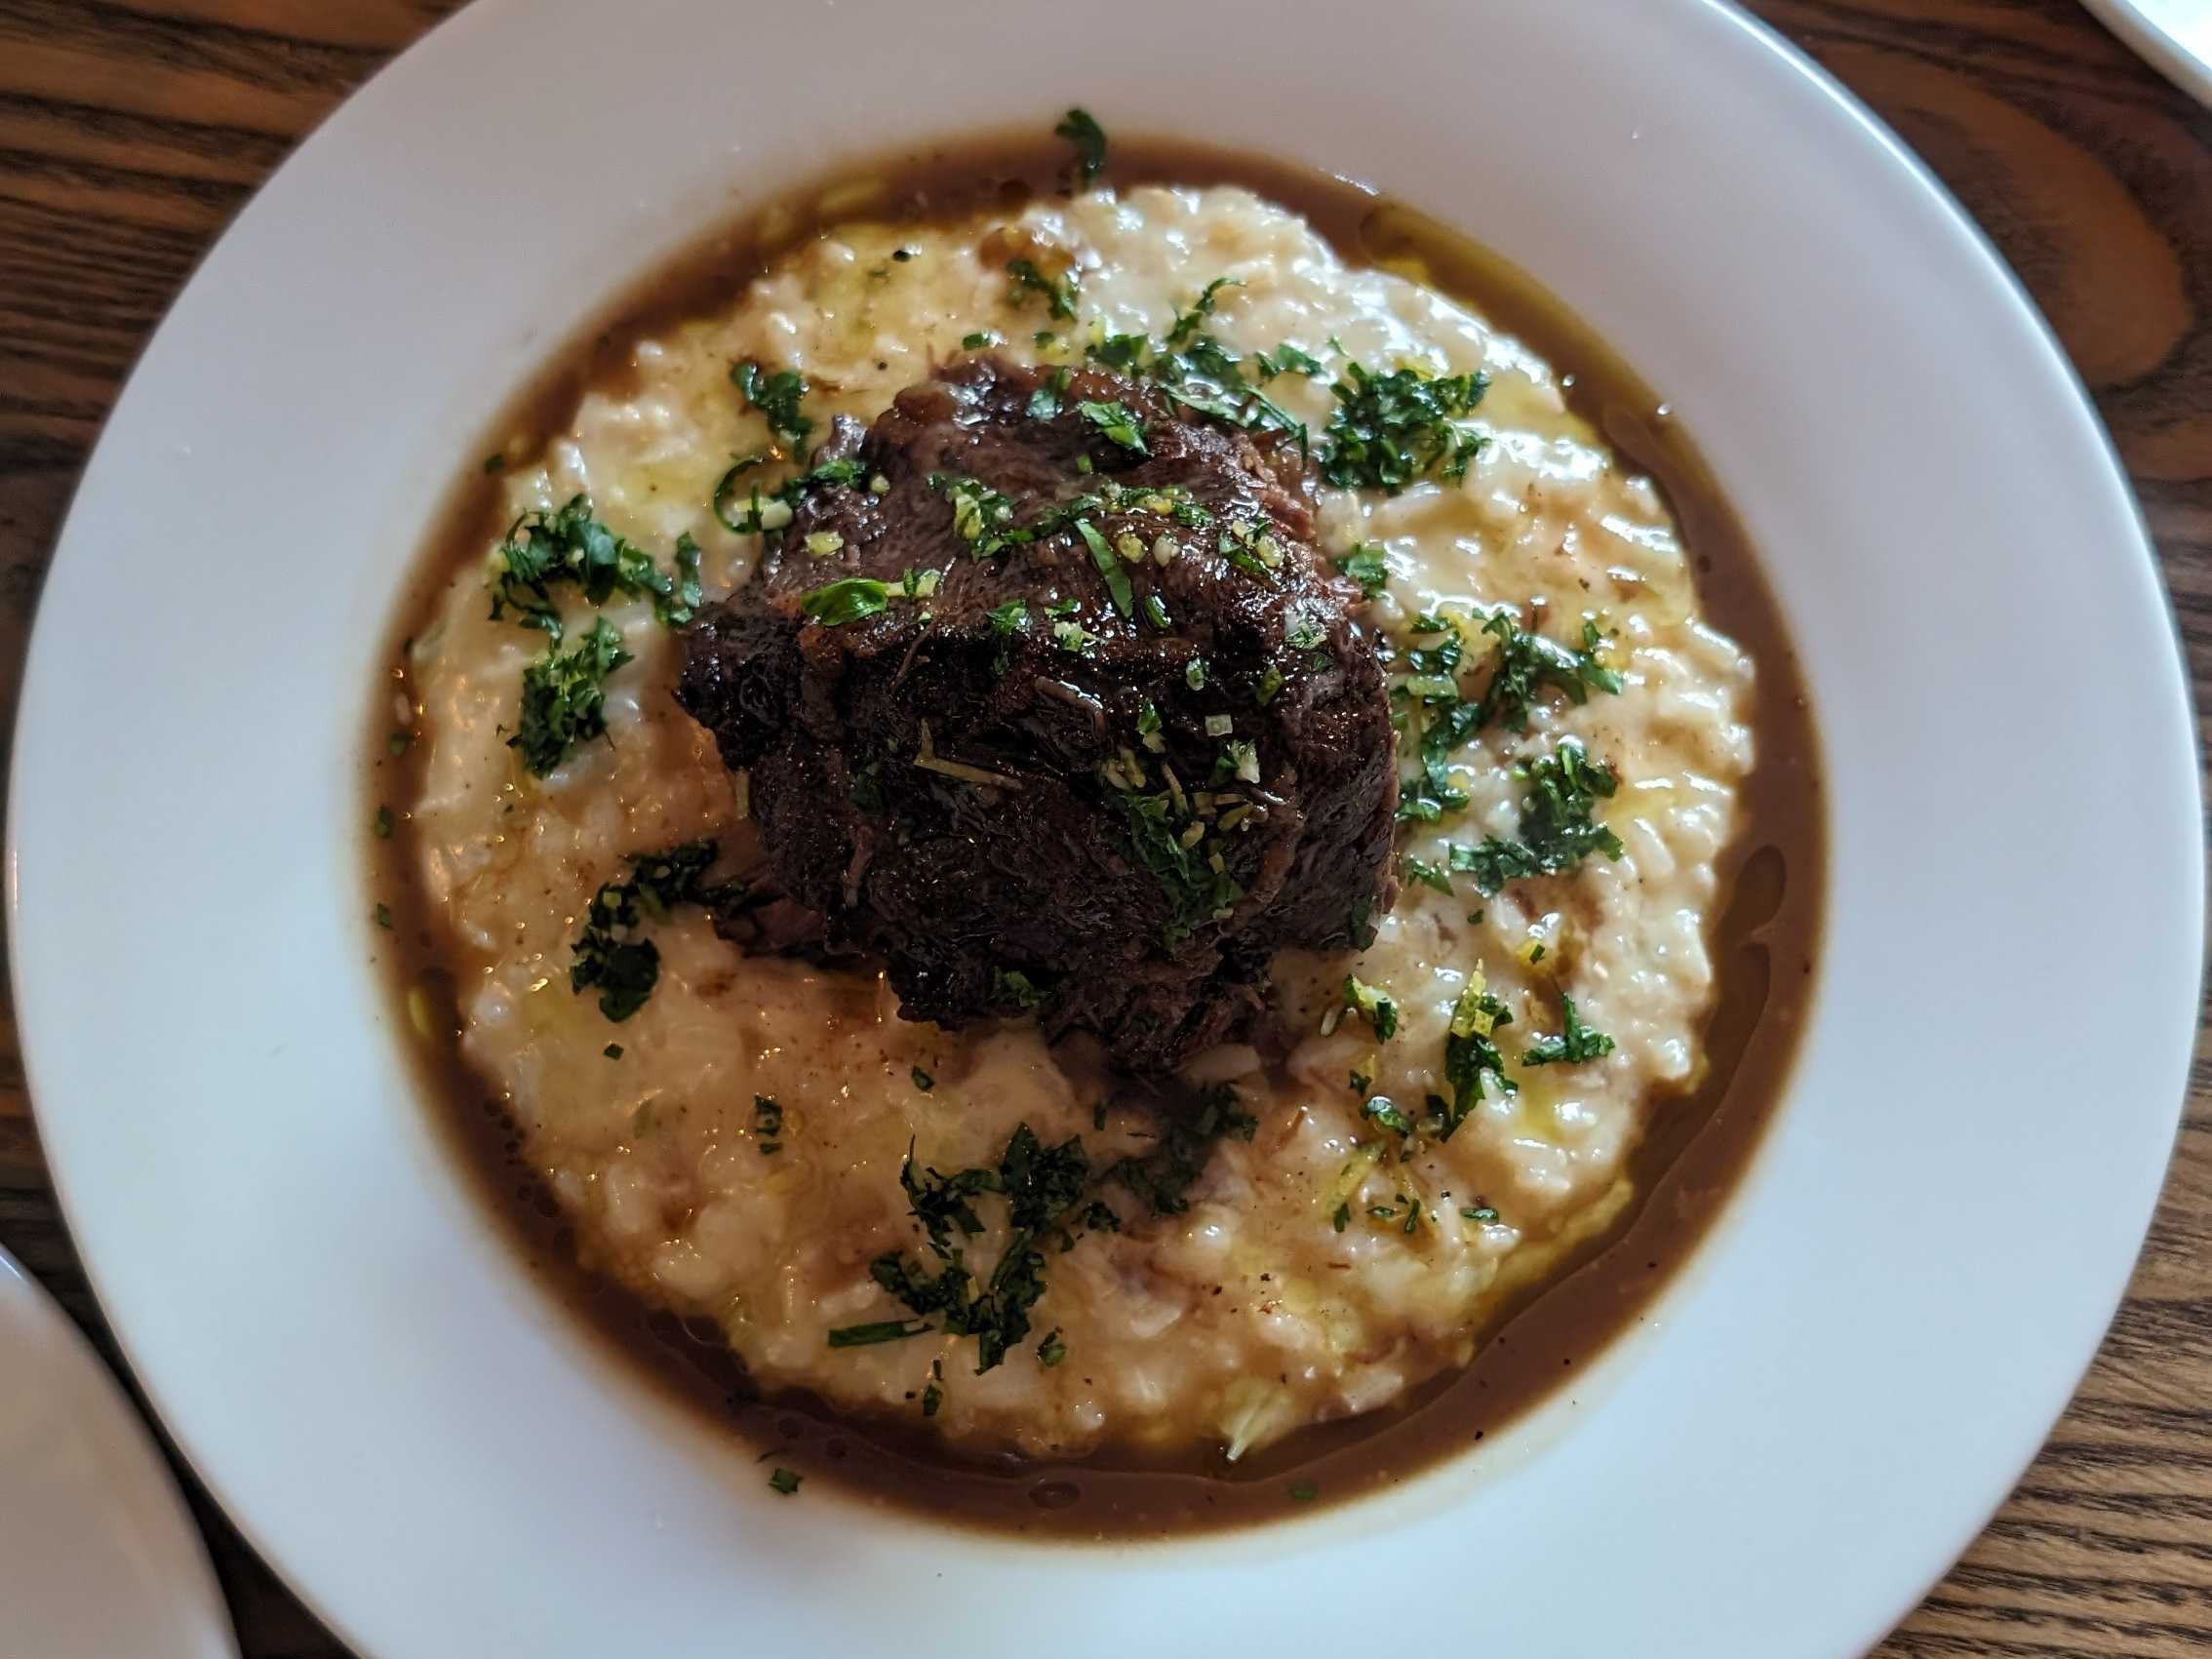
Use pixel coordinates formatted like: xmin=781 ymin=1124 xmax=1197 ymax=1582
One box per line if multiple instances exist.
xmin=11 ymin=1 xmax=2199 ymax=1655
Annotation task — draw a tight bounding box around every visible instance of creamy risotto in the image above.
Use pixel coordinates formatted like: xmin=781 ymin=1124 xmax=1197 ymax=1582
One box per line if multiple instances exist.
xmin=396 ymin=168 xmax=1756 ymax=1467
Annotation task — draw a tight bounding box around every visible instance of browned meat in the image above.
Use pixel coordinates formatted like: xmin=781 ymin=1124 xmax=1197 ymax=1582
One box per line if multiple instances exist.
xmin=676 ymin=356 xmax=1395 ymax=1071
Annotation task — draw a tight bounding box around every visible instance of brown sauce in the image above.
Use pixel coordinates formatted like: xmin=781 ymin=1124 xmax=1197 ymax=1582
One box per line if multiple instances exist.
xmin=364 ymin=133 xmax=1825 ymax=1538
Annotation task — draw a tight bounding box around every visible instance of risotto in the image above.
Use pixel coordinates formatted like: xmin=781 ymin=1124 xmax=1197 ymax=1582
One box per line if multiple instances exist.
xmin=374 ymin=131 xmax=1817 ymax=1523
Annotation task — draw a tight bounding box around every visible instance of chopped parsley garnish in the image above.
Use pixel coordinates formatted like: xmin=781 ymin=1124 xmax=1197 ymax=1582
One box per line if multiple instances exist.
xmin=825 ymin=1319 xmax=932 ymax=1348
xmin=1007 ymin=257 xmax=1080 ymax=321
xmin=987 ymin=599 xmax=1028 ymax=635
xmin=1108 ymin=787 xmax=1244 ymax=947
xmin=1521 ymin=992 xmax=1616 ymax=1067
xmin=911 ymin=1066 xmax=935 ymax=1092
xmin=568 ymin=840 xmax=735 ymax=1021
xmin=1459 ymin=738 xmax=1625 ymax=894
xmin=1318 ymin=361 xmax=1488 ymax=493
xmin=1402 ymin=854 xmax=1453 ymax=894
xmin=865 ymin=1124 xmax=1091 ymax=1373
xmin=509 ymin=615 xmax=631 ymax=775
xmin=1253 ymin=665 xmax=1284 ymax=706
xmin=921 ymin=1371 xmax=944 ymax=1417
xmin=962 ymin=330 xmax=998 ymax=350
xmin=1475 ymin=613 xmax=1622 ymax=731
xmin=1165 ymin=276 xmax=1241 ymax=346
xmin=714 ymin=454 xmax=866 ymax=536
xmin=1361 ymin=1095 xmax=1413 ymax=1135
xmin=1028 ymin=366 xmax=1071 ymax=419
xmin=487 ymin=495 xmax=702 ymax=638
xmin=1053 ymin=107 xmax=1108 ymax=185
xmin=374 ymin=805 xmax=393 ymax=839
xmin=1037 ymin=1328 xmax=1068 ymax=1367
xmin=1075 ymin=520 xmax=1134 ymax=616
xmin=1461 ymin=1204 xmax=1501 ymax=1223
xmin=753 ymin=1094 xmax=784 ymax=1154
xmin=1342 ymin=974 xmax=1399 ymax=1042
xmin=603 ymin=1044 xmax=622 ymax=1060
xmin=1393 ymin=610 xmax=1622 ymax=829
xmin=1078 ymin=399 xmax=1149 ymax=454
xmin=992 ymin=968 xmax=1052 ymax=1011
xmin=1334 ymin=541 xmax=1390 ymax=599
xmin=1289 ymin=1479 xmax=1320 ymax=1502
xmin=387 ymin=730 xmax=415 ymax=757
xmin=799 ymin=576 xmax=890 ymax=626
xmin=731 ymin=360 xmax=812 ymax=451
xmin=1108 ymin=1085 xmax=1256 ymax=1216
xmin=1079 ymin=286 xmax=1309 ymax=452
xmin=1254 ymin=343 xmax=1324 ymax=379
xmin=372 ymin=903 xmax=393 ymax=929
xmin=768 ymin=1467 xmax=802 ymax=1495
xmin=1436 ymin=974 xmax=1516 ymax=1139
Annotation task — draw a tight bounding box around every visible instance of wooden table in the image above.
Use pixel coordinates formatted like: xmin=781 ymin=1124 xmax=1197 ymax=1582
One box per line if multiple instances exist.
xmin=1 ymin=1 xmax=2204 ymax=1652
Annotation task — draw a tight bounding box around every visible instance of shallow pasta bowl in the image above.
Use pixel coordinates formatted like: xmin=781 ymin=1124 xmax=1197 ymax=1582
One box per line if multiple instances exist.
xmin=9 ymin=0 xmax=2199 ymax=1655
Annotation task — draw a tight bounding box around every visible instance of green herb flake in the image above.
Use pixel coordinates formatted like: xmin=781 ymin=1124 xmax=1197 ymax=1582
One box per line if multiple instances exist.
xmin=768 ymin=1467 xmax=803 ymax=1495
xmin=1475 ymin=612 xmax=1624 ymax=732
xmin=1319 ymin=361 xmax=1488 ymax=494
xmin=1028 ymin=365 xmax=1071 ymax=419
xmin=569 ymin=840 xmax=735 ymax=1022
xmin=993 ymin=968 xmax=1052 ymax=1011
xmin=1108 ymin=1085 xmax=1256 ymax=1218
xmin=487 ymin=494 xmax=702 ymax=638
xmin=372 ymin=903 xmax=393 ymax=929
xmin=1185 ymin=657 xmax=1209 ymax=691
xmin=1435 ymin=975 xmax=1517 ymax=1139
xmin=1076 ymin=520 xmax=1134 ymax=616
xmin=1521 ymin=992 xmax=1616 ymax=1067
xmin=603 ymin=1044 xmax=623 ymax=1060
xmin=1403 ymin=854 xmax=1452 ymax=895
xmin=1343 ymin=975 xmax=1399 ymax=1042
xmin=374 ymin=805 xmax=394 ymax=839
xmin=866 ymin=1124 xmax=1091 ymax=1373
xmin=753 ymin=1094 xmax=785 ymax=1154
xmin=1460 ymin=738 xmax=1626 ymax=894
xmin=1037 ymin=1328 xmax=1068 ymax=1367
xmin=1078 ymin=399 xmax=1149 ymax=454
xmin=799 ymin=577 xmax=891 ymax=626
xmin=1461 ymin=1204 xmax=1500 ymax=1224
xmin=387 ymin=730 xmax=415 ymax=757
xmin=962 ymin=330 xmax=998 ymax=350
xmin=1361 ymin=1095 xmax=1413 ymax=1135
xmin=1108 ymin=788 xmax=1244 ymax=947
xmin=509 ymin=616 xmax=632 ymax=776
xmin=1289 ymin=1479 xmax=1320 ymax=1502
xmin=1007 ymin=257 xmax=1080 ymax=322
xmin=921 ymin=1378 xmax=943 ymax=1417
xmin=1255 ymin=343 xmax=1324 ymax=379
xmin=911 ymin=1067 xmax=935 ymax=1092
xmin=1334 ymin=542 xmax=1390 ymax=599
xmin=1053 ymin=107 xmax=1109 ymax=185
xmin=1165 ymin=276 xmax=1241 ymax=346
xmin=731 ymin=361 xmax=812 ymax=451
xmin=826 ymin=1318 xmax=933 ymax=1348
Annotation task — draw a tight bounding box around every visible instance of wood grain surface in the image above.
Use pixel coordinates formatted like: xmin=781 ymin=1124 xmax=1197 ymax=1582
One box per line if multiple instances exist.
xmin=1 ymin=2 xmax=2205 ymax=1653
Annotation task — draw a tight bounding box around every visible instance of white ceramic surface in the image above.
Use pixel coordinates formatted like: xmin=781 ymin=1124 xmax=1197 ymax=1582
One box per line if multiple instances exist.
xmin=9 ymin=1 xmax=2199 ymax=1656
xmin=2082 ymin=0 xmax=2212 ymax=105
xmin=0 ymin=1250 xmax=237 ymax=1659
